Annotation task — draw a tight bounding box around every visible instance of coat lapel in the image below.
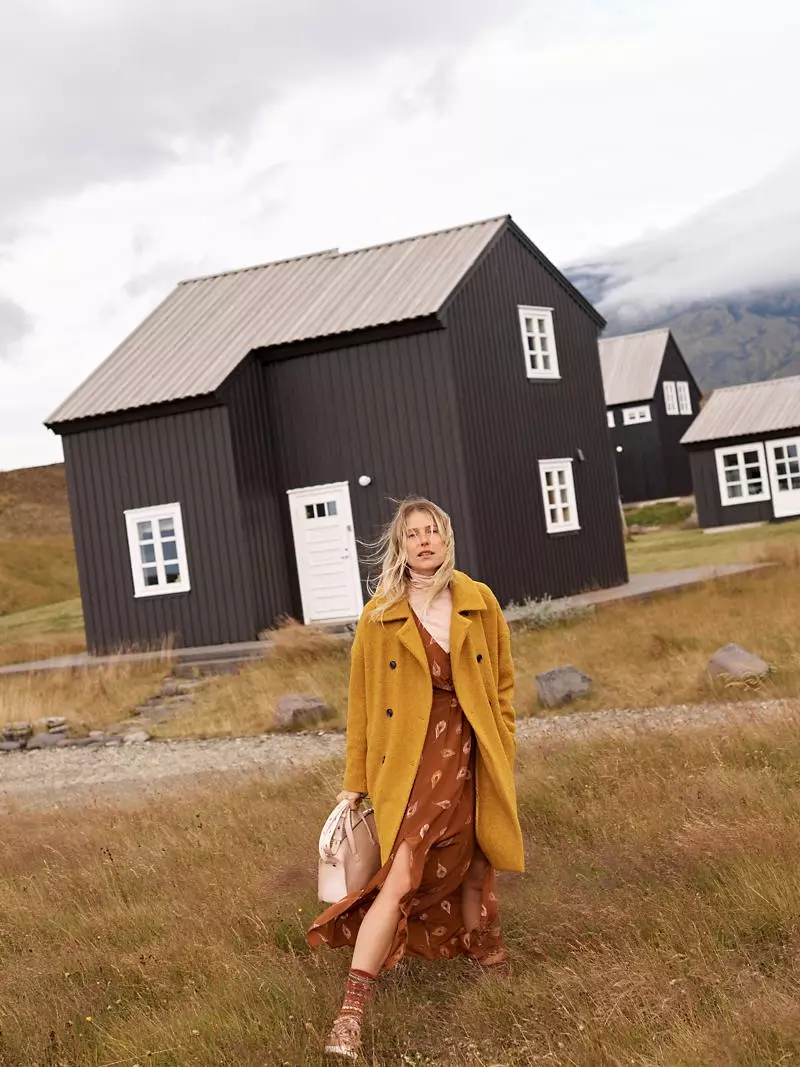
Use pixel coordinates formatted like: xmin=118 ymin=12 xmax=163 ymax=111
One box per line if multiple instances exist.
xmin=449 ymin=570 xmax=487 ymax=665
xmin=380 ymin=598 xmax=428 ymax=673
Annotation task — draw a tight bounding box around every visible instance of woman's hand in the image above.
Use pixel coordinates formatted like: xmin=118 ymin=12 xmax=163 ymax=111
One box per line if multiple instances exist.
xmin=337 ymin=790 xmax=365 ymax=809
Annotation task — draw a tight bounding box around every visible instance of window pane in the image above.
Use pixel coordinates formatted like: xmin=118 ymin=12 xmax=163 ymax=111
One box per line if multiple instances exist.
xmin=164 ymin=563 xmax=181 ymax=584
xmin=540 ymin=336 xmax=549 ymax=353
xmin=159 ymin=517 xmax=175 ymax=538
xmin=723 ymin=454 xmax=738 ymax=468
xmin=305 ymin=505 xmax=314 ymax=520
xmin=743 ymin=450 xmax=759 ymax=465
xmin=792 ymin=476 xmax=800 ymax=490
xmin=143 ymin=566 xmax=159 ymax=586
xmin=140 ymin=543 xmax=156 ymax=564
xmin=728 ymin=484 xmax=743 ymax=498
xmin=748 ymin=481 xmax=763 ymax=495
xmin=315 ymin=503 xmax=325 ymax=518
xmin=725 ymin=469 xmax=740 ymax=484
xmin=137 ymin=520 xmax=153 ymax=541
xmin=162 ymin=539 xmax=178 ymax=561
xmin=788 ymin=444 xmax=799 ymax=459
xmin=327 ymin=500 xmax=338 ymax=516
xmin=776 ymin=461 xmax=787 ymax=477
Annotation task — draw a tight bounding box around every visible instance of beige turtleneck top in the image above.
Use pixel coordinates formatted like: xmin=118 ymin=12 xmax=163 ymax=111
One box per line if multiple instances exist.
xmin=407 ymin=571 xmax=453 ymax=653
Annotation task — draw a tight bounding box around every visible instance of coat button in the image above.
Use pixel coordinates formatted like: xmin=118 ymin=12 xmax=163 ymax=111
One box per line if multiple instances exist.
xmin=389 ymin=660 xmax=397 ymax=670
xmin=386 ymin=708 xmax=393 ymax=718
xmin=477 ymin=654 xmax=483 ymax=663
xmin=381 ymin=756 xmax=386 ymax=764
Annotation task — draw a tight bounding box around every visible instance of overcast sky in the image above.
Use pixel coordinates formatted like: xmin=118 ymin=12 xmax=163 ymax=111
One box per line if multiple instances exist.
xmin=1 ymin=0 xmax=799 ymax=470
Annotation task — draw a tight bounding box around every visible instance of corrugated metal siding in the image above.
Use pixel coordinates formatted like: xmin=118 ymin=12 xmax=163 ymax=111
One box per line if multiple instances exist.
xmin=608 ymin=414 xmax=665 ymax=504
xmin=221 ymin=358 xmax=294 ymax=629
xmin=261 ymin=328 xmax=479 ymax=613
xmin=443 ymin=227 xmax=628 ymax=604
xmin=683 ymin=374 xmax=800 ymax=444
xmin=690 ymin=449 xmax=775 ymax=529
xmin=48 ymin=218 xmax=509 ymax=425
xmin=63 ymin=408 xmax=256 ymax=653
xmin=599 ymin=328 xmax=670 ymax=407
xmin=651 ymin=335 xmax=699 ymax=498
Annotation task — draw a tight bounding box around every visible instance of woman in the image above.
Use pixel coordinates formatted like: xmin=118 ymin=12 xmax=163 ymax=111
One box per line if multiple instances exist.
xmin=307 ymin=497 xmax=524 ymax=1061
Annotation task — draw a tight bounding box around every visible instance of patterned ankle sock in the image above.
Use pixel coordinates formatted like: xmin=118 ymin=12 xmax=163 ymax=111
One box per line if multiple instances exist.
xmin=339 ymin=968 xmax=377 ymax=1020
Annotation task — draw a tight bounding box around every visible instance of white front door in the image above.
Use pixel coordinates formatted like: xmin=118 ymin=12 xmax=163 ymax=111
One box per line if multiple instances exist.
xmin=287 ymin=482 xmax=364 ymax=624
xmin=766 ymin=437 xmax=800 ymax=518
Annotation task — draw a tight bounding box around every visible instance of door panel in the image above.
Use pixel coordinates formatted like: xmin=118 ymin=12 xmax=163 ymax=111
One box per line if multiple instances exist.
xmin=287 ymin=483 xmax=363 ymax=623
xmin=766 ymin=438 xmax=800 ymax=518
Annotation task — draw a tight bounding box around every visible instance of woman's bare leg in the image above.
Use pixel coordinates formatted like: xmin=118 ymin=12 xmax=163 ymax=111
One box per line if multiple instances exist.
xmin=351 ymin=841 xmax=414 ymax=974
xmin=461 ymin=848 xmax=489 ymax=932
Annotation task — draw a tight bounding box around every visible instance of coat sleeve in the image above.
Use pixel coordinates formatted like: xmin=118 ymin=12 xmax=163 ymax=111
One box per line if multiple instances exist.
xmin=490 ymin=590 xmax=517 ymax=763
xmin=342 ymin=619 xmax=369 ymax=793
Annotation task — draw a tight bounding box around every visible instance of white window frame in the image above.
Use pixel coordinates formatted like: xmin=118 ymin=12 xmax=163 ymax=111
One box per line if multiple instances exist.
xmin=539 ymin=459 xmax=580 ymax=533
xmin=124 ymin=502 xmax=191 ymax=598
xmin=518 ymin=306 xmax=560 ymax=380
xmin=622 ymin=404 xmax=652 ymax=425
xmin=607 ymin=410 xmax=615 ymax=428
xmin=714 ymin=444 xmax=771 ymax=507
xmin=663 ymin=381 xmax=679 ymax=415
xmin=677 ymin=381 xmax=692 ymax=415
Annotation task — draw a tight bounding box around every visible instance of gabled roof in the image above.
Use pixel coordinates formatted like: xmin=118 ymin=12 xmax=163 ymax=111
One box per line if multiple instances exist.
xmin=681 ymin=374 xmax=800 ymax=445
xmin=50 ymin=216 xmax=511 ymax=425
xmin=47 ymin=214 xmax=604 ymax=427
xmin=598 ymin=327 xmax=672 ymax=407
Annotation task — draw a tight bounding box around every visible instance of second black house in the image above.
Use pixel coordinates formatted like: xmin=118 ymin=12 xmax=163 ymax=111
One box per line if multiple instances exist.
xmin=47 ymin=215 xmax=628 ymax=654
xmin=599 ymin=328 xmax=701 ymax=504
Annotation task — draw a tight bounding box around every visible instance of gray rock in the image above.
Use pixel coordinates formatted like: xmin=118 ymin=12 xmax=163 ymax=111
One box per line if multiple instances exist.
xmin=274 ymin=693 xmax=334 ymax=731
xmin=45 ymin=716 xmax=67 ymax=730
xmin=122 ymin=730 xmax=152 ymax=744
xmin=3 ymin=722 xmax=32 ymax=742
xmin=26 ymin=732 xmax=69 ymax=750
xmin=0 ymin=740 xmax=24 ymax=752
xmin=88 ymin=730 xmax=106 ymax=742
xmin=47 ymin=724 xmax=70 ymax=735
xmin=707 ymin=644 xmax=770 ymax=680
xmin=536 ymin=665 xmax=593 ymax=709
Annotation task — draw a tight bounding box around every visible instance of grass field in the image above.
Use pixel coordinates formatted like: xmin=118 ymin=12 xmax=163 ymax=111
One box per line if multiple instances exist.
xmin=626 ymin=516 xmax=800 ymax=574
xmin=3 ymin=710 xmax=800 ymax=1064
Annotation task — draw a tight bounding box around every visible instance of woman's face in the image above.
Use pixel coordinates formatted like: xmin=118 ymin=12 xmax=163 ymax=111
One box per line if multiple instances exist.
xmin=404 ymin=509 xmax=446 ymax=575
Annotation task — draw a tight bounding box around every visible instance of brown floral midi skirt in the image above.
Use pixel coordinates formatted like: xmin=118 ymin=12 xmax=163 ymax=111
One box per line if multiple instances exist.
xmin=307 ymin=613 xmax=505 ymax=970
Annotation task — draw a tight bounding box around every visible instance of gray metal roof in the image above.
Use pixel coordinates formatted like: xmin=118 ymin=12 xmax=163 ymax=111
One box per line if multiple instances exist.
xmin=598 ymin=327 xmax=671 ymax=407
xmin=681 ymin=374 xmax=800 ymax=445
xmin=48 ymin=215 xmax=509 ymax=425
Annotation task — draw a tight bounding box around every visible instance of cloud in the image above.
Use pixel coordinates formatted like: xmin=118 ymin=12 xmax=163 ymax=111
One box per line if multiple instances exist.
xmin=570 ymin=154 xmax=800 ymax=325
xmin=0 ymin=0 xmax=522 ymax=227
xmin=0 ymin=296 xmax=33 ymax=358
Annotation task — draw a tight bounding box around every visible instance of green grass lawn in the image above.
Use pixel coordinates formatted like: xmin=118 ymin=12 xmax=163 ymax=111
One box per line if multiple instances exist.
xmin=626 ymin=518 xmax=800 ymax=574
xmin=0 ymin=597 xmax=86 ymax=666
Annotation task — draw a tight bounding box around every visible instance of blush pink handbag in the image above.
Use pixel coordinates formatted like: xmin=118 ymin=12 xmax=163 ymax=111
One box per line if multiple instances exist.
xmin=317 ymin=799 xmax=381 ymax=904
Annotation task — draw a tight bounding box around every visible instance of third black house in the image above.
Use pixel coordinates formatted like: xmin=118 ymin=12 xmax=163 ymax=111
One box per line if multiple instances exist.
xmin=599 ymin=328 xmax=701 ymax=504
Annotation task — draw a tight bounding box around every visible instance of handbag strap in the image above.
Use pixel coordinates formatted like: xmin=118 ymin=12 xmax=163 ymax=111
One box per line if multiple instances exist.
xmin=318 ymin=800 xmax=377 ymax=862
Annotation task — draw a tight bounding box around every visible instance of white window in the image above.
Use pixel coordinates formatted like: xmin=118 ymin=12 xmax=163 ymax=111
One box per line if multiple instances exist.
xmin=677 ymin=381 xmax=692 ymax=415
xmin=622 ymin=405 xmax=652 ymax=425
xmin=607 ymin=410 xmax=615 ymax=428
xmin=714 ymin=445 xmax=770 ymax=506
xmin=124 ymin=502 xmax=191 ymax=598
xmin=539 ymin=459 xmax=580 ymax=533
xmin=663 ymin=381 xmax=678 ymax=415
xmin=518 ymin=306 xmax=559 ymax=379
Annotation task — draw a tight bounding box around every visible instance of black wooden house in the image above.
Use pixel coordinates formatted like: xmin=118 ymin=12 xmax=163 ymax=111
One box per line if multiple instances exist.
xmin=682 ymin=374 xmax=800 ymax=529
xmin=47 ymin=216 xmax=628 ymax=654
xmin=599 ymin=328 xmax=701 ymax=504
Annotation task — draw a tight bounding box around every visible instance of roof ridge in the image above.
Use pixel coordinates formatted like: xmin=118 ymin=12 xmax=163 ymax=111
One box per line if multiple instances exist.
xmin=710 ymin=372 xmax=800 ymax=395
xmin=179 ymin=248 xmax=339 ymax=285
xmin=177 ymin=215 xmax=509 ymax=285
xmin=599 ymin=326 xmax=671 ymax=344
xmin=334 ymin=214 xmax=509 ymax=260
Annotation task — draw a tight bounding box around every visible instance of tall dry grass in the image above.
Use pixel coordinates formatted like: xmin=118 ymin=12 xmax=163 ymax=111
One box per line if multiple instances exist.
xmin=3 ymin=709 xmax=800 ymax=1063
xmin=154 ymin=562 xmax=800 ymax=740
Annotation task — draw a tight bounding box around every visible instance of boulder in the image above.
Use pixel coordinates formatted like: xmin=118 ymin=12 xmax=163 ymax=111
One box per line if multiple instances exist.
xmin=0 ymin=740 xmax=24 ymax=752
xmin=26 ymin=732 xmax=68 ymax=750
xmin=44 ymin=716 xmax=67 ymax=730
xmin=707 ymin=644 xmax=770 ymax=680
xmin=536 ymin=665 xmax=593 ymax=709
xmin=122 ymin=730 xmax=152 ymax=744
xmin=274 ymin=693 xmax=334 ymax=731
xmin=88 ymin=730 xmax=107 ymax=742
xmin=3 ymin=722 xmax=32 ymax=743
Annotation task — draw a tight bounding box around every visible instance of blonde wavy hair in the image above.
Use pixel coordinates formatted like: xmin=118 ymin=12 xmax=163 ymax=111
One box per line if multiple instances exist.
xmin=367 ymin=497 xmax=455 ymax=621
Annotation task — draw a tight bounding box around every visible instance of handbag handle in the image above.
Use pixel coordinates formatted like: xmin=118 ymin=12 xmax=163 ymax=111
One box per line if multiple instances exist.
xmin=318 ymin=799 xmax=377 ymax=863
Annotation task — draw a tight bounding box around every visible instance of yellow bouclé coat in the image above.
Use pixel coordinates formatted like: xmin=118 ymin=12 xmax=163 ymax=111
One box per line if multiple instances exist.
xmin=343 ymin=570 xmax=525 ymax=873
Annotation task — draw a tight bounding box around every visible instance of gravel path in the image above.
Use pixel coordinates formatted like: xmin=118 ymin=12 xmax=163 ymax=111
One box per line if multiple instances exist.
xmin=1 ymin=698 xmax=795 ymax=813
